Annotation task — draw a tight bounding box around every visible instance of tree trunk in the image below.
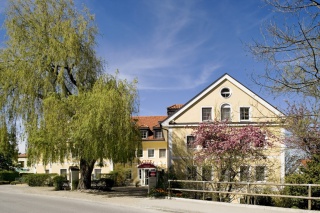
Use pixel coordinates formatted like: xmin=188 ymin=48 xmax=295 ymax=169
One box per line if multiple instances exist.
xmin=78 ymin=158 xmax=96 ymax=189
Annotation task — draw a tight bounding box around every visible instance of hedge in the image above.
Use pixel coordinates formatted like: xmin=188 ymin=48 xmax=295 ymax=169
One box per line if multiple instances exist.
xmin=23 ymin=174 xmax=57 ymax=187
xmin=0 ymin=171 xmax=19 ymax=182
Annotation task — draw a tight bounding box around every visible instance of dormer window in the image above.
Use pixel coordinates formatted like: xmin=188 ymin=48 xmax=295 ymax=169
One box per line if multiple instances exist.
xmin=141 ymin=130 xmax=148 ymax=139
xmin=154 ymin=130 xmax=163 ymax=139
xmin=221 ymin=88 xmax=231 ymax=98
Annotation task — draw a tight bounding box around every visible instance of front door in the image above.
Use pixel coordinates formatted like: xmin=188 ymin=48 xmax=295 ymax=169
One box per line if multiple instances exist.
xmin=138 ymin=168 xmax=150 ymax=186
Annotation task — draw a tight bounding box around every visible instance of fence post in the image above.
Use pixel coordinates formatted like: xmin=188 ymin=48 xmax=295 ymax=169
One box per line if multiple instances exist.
xmin=168 ymin=180 xmax=171 ymax=199
xmin=308 ymin=184 xmax=312 ymax=210
xmin=247 ymin=183 xmax=251 ymax=204
xmin=203 ymin=181 xmax=205 ymax=200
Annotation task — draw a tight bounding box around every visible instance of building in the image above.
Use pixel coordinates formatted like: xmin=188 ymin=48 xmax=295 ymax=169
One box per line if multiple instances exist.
xmin=161 ymin=73 xmax=285 ymax=183
xmin=19 ymin=74 xmax=285 ymax=186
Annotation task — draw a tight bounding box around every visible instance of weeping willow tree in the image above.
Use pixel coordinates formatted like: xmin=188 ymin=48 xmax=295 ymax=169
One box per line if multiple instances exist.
xmin=0 ymin=0 xmax=141 ymax=188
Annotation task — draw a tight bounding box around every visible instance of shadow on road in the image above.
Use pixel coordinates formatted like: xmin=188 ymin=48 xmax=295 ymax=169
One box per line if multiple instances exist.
xmin=86 ymin=186 xmax=149 ymax=198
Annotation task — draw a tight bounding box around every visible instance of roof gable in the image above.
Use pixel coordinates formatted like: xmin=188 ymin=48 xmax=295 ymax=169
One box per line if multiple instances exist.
xmin=161 ymin=73 xmax=283 ymax=126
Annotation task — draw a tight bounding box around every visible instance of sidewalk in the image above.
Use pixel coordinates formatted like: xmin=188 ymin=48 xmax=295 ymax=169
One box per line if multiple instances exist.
xmin=6 ymin=185 xmax=315 ymax=213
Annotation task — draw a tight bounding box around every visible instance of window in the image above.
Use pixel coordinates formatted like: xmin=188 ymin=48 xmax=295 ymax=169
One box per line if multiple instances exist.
xmin=154 ymin=130 xmax=163 ymax=139
xmin=187 ymin=135 xmax=195 ymax=148
xmin=159 ymin=149 xmax=166 ymax=158
xmin=221 ymin=88 xmax=231 ymax=98
xmin=240 ymin=166 xmax=250 ymax=182
xmin=60 ymin=169 xmax=67 ymax=177
xmin=187 ymin=166 xmax=197 ymax=180
xmin=148 ymin=149 xmax=155 ymax=158
xmin=141 ymin=130 xmax=148 ymax=139
xmin=221 ymin=104 xmax=231 ymax=121
xmin=136 ymin=149 xmax=143 ymax=157
xmin=202 ymin=166 xmax=212 ymax=181
xmin=94 ymin=169 xmax=101 ymax=179
xmin=202 ymin=107 xmax=212 ymax=121
xmin=240 ymin=107 xmax=250 ymax=121
xmin=45 ymin=169 xmax=49 ymax=174
xmin=223 ymin=169 xmax=231 ymax=182
xmin=255 ymin=166 xmax=266 ymax=181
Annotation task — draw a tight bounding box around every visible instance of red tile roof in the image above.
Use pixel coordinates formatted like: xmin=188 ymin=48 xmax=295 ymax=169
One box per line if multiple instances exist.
xmin=133 ymin=116 xmax=167 ymax=140
xmin=167 ymin=104 xmax=183 ymax=109
xmin=18 ymin=153 xmax=27 ymax=158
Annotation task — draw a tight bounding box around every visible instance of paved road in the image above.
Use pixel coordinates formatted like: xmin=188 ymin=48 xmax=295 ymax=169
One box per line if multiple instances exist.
xmin=0 ymin=185 xmax=314 ymax=213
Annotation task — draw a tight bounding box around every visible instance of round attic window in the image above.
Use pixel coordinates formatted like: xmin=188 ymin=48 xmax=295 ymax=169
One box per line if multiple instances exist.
xmin=221 ymin=88 xmax=231 ymax=98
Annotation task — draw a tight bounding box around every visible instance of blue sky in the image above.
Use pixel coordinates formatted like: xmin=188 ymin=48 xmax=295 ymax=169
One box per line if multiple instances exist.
xmin=0 ymin=0 xmax=285 ymax=116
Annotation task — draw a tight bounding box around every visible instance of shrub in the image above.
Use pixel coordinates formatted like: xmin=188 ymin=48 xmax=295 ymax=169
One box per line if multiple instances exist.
xmin=0 ymin=171 xmax=19 ymax=182
xmin=0 ymin=181 xmax=9 ymax=185
xmin=53 ymin=175 xmax=67 ymax=190
xmin=149 ymin=188 xmax=167 ymax=198
xmin=23 ymin=174 xmax=56 ymax=187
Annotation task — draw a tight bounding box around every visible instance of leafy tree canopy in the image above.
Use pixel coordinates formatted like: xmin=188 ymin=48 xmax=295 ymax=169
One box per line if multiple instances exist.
xmin=0 ymin=0 xmax=141 ymax=188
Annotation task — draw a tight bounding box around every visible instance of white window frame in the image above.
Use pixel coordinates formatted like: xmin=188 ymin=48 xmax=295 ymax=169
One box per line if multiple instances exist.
xmin=147 ymin=149 xmax=155 ymax=158
xmin=201 ymin=107 xmax=212 ymax=121
xmin=240 ymin=107 xmax=250 ymax=121
xmin=154 ymin=130 xmax=163 ymax=139
xmin=220 ymin=87 xmax=232 ymax=98
xmin=159 ymin=149 xmax=166 ymax=158
xmin=141 ymin=130 xmax=148 ymax=139
xmin=221 ymin=104 xmax=231 ymax=121
xmin=240 ymin=165 xmax=250 ymax=182
xmin=255 ymin=166 xmax=266 ymax=182
xmin=186 ymin=135 xmax=195 ymax=149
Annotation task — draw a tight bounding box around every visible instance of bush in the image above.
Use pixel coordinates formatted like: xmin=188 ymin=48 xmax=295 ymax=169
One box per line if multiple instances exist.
xmin=149 ymin=188 xmax=167 ymax=198
xmin=0 ymin=171 xmax=19 ymax=182
xmin=53 ymin=175 xmax=67 ymax=190
xmin=23 ymin=174 xmax=56 ymax=187
xmin=91 ymin=178 xmax=114 ymax=191
xmin=0 ymin=181 xmax=9 ymax=185
xmin=109 ymin=168 xmax=130 ymax=186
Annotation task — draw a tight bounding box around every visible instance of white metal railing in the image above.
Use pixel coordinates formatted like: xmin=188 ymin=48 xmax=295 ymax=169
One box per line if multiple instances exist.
xmin=168 ymin=180 xmax=320 ymax=210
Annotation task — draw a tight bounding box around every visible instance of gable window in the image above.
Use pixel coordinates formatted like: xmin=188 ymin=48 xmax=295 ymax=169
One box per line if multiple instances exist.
xmin=221 ymin=104 xmax=231 ymax=121
xmin=221 ymin=88 xmax=231 ymax=98
xmin=141 ymin=130 xmax=148 ymax=139
xmin=159 ymin=149 xmax=166 ymax=158
xmin=202 ymin=107 xmax=212 ymax=121
xmin=255 ymin=166 xmax=266 ymax=181
xmin=154 ymin=130 xmax=163 ymax=139
xmin=148 ymin=149 xmax=155 ymax=158
xmin=187 ymin=135 xmax=195 ymax=148
xmin=240 ymin=107 xmax=250 ymax=121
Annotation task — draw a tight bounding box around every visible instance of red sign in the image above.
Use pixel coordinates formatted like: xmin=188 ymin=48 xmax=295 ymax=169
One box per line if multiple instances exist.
xmin=149 ymin=170 xmax=157 ymax=177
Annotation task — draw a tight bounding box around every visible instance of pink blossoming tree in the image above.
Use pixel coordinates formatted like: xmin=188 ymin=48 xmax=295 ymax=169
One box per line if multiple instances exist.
xmin=190 ymin=121 xmax=278 ymax=202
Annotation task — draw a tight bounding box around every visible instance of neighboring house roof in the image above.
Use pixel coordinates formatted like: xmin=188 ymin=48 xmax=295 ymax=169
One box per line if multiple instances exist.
xmin=161 ymin=73 xmax=284 ymax=126
xmin=18 ymin=154 xmax=27 ymax=158
xmin=133 ymin=116 xmax=167 ymax=140
xmin=167 ymin=104 xmax=184 ymax=110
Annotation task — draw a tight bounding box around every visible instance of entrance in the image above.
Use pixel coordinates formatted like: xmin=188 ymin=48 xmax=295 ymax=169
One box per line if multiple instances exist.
xmin=137 ymin=161 xmax=156 ymax=186
xmin=139 ymin=168 xmax=151 ymax=186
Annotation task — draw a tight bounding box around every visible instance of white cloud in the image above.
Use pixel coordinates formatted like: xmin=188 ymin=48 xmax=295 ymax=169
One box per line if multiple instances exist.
xmin=102 ymin=0 xmax=221 ymax=91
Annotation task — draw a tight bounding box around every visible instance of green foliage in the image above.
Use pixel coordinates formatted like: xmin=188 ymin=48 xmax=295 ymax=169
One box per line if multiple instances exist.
xmin=0 ymin=171 xmax=19 ymax=182
xmin=149 ymin=188 xmax=167 ymax=198
xmin=91 ymin=178 xmax=114 ymax=191
xmin=23 ymin=174 xmax=56 ymax=187
xmin=109 ymin=167 xmax=132 ymax=186
xmin=0 ymin=181 xmax=9 ymax=185
xmin=0 ymin=123 xmax=18 ymax=171
xmin=276 ymin=155 xmax=320 ymax=210
xmin=52 ymin=175 xmax=67 ymax=190
xmin=0 ymin=0 xmax=140 ymax=190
